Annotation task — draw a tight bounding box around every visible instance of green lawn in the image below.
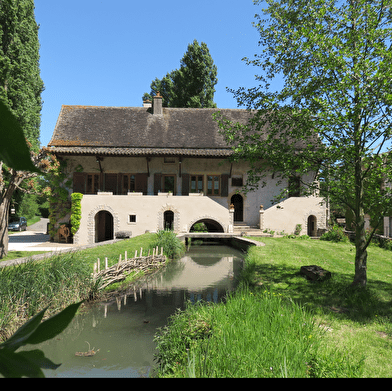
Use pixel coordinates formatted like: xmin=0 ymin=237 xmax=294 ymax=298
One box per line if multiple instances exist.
xmin=241 ymin=237 xmax=392 ymax=377
xmin=154 ymin=237 xmax=392 ymax=378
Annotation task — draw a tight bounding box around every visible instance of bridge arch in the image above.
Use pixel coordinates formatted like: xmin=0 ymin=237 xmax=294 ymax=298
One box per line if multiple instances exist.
xmin=189 ymin=218 xmax=225 ymax=233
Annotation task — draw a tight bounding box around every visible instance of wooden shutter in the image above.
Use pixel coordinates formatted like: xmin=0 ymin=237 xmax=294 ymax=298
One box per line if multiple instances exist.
xmin=136 ymin=173 xmax=148 ymax=195
xmin=73 ymin=173 xmax=86 ymax=194
xmin=221 ymin=174 xmax=229 ymax=197
xmin=154 ymin=173 xmax=162 ymax=195
xmin=182 ymin=174 xmax=190 ymax=195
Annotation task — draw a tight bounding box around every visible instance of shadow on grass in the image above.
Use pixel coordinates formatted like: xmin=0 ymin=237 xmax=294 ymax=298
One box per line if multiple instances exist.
xmin=245 ymin=262 xmax=392 ymax=324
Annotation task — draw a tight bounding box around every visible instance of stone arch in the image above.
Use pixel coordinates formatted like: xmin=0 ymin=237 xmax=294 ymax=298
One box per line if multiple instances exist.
xmin=87 ymin=204 xmax=119 ymax=244
xmin=157 ymin=204 xmax=180 ymax=232
xmin=188 ymin=216 xmax=225 ymax=233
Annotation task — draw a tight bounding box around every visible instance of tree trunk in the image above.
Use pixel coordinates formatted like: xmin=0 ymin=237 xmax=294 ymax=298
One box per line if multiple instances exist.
xmin=0 ymin=172 xmax=24 ymax=259
xmin=0 ymin=198 xmax=11 ymax=259
xmin=352 ymin=221 xmax=368 ymax=287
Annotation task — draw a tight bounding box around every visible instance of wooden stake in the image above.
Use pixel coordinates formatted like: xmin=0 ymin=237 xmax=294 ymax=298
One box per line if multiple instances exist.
xmin=105 ymin=257 xmax=108 ymax=270
xmin=135 ymin=250 xmax=138 ymax=258
xmin=140 ymin=247 xmax=143 ymax=257
xmin=125 ymin=250 xmax=127 ymax=261
xmin=97 ymin=258 xmax=100 ymax=273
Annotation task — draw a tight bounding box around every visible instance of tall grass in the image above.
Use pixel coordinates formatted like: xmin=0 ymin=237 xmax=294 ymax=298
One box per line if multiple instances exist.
xmin=0 ymin=252 xmax=94 ymax=341
xmin=154 ymin=285 xmax=363 ymax=377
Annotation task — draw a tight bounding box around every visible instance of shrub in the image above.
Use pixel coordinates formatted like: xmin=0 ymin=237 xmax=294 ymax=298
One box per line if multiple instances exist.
xmin=320 ymin=225 xmax=348 ymax=243
xmin=153 ymin=230 xmax=185 ymax=259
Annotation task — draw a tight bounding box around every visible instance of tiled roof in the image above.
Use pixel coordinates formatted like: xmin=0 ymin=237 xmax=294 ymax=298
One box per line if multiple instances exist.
xmin=48 ymin=105 xmax=254 ymax=156
xmin=45 ymin=146 xmax=233 ymax=157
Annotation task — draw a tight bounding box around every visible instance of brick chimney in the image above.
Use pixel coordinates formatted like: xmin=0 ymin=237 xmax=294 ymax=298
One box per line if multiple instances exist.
xmin=153 ymin=92 xmax=163 ymax=115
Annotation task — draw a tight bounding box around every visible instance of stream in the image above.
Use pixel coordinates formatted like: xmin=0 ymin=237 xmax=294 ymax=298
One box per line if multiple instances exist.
xmin=27 ymin=242 xmax=245 ymax=378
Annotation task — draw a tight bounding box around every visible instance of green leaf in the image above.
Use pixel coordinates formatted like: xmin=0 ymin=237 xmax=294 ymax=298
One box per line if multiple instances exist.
xmin=0 ymin=349 xmax=44 ymax=378
xmin=17 ymin=349 xmax=61 ymax=370
xmin=0 ymin=100 xmax=41 ymax=173
xmin=24 ymin=301 xmax=84 ymax=345
xmin=0 ymin=306 xmax=49 ymax=352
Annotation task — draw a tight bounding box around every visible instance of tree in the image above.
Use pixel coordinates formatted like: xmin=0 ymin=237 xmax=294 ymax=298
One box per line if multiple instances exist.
xmin=143 ymin=40 xmax=218 ymax=108
xmin=215 ymin=0 xmax=392 ymax=287
xmin=0 ymin=0 xmax=45 ymax=258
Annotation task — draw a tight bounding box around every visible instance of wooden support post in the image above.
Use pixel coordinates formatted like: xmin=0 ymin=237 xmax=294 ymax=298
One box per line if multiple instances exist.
xmin=97 ymin=258 xmax=100 ymax=273
xmin=125 ymin=251 xmax=127 ymax=261
xmin=140 ymin=247 xmax=143 ymax=257
xmin=93 ymin=262 xmax=97 ymax=277
xmin=135 ymin=250 xmax=138 ymax=258
xmin=105 ymin=257 xmax=108 ymax=270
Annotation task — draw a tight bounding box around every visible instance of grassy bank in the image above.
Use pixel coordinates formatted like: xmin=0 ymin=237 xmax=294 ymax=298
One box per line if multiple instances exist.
xmin=0 ymin=232 xmax=174 ymax=343
xmin=154 ymin=237 xmax=392 ymax=377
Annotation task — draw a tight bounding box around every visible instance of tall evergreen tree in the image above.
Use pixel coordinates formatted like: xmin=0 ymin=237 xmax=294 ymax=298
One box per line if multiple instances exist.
xmin=143 ymin=40 xmax=218 ymax=108
xmin=0 ymin=0 xmax=45 ymax=258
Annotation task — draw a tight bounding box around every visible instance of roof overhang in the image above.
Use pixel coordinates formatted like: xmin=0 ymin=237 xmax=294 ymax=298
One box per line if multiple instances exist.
xmin=45 ymin=146 xmax=234 ymax=158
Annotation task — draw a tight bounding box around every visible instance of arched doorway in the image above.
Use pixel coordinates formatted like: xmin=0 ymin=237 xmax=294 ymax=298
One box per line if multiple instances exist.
xmin=307 ymin=215 xmax=317 ymax=237
xmin=231 ymin=194 xmax=244 ymax=222
xmin=164 ymin=210 xmax=174 ymax=230
xmin=95 ymin=210 xmax=114 ymax=242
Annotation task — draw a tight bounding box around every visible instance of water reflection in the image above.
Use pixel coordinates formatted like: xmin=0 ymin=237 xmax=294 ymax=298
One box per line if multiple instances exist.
xmin=28 ymin=244 xmax=244 ymax=378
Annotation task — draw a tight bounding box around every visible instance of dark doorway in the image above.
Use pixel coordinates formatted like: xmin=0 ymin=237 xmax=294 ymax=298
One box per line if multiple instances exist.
xmin=231 ymin=194 xmax=244 ymax=222
xmin=307 ymin=215 xmax=317 ymax=237
xmin=164 ymin=210 xmax=174 ymax=230
xmin=95 ymin=210 xmax=114 ymax=242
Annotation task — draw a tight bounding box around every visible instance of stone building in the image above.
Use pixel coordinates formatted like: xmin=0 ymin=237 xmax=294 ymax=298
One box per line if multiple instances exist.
xmin=46 ymin=94 xmax=327 ymax=245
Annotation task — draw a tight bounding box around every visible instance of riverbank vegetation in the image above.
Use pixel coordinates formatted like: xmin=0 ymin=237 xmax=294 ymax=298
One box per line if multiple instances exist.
xmin=154 ymin=237 xmax=392 ymax=377
xmin=0 ymin=232 xmax=181 ymax=343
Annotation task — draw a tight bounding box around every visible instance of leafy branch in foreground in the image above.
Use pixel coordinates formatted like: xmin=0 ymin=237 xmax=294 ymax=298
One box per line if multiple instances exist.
xmin=0 ymin=301 xmax=84 ymax=378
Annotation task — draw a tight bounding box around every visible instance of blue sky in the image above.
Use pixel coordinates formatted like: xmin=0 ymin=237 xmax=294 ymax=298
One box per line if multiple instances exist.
xmin=34 ymin=0 xmax=265 ymax=147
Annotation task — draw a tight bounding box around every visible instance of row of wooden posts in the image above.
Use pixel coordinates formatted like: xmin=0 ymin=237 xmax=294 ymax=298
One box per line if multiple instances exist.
xmin=92 ymin=246 xmax=166 ymax=290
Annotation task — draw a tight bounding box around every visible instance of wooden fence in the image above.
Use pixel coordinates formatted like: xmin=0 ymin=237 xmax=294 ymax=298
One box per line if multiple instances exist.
xmin=93 ymin=246 xmax=166 ymax=290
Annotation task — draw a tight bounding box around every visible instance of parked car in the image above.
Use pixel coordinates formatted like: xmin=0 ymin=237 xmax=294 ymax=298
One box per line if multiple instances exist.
xmin=8 ymin=217 xmax=27 ymax=231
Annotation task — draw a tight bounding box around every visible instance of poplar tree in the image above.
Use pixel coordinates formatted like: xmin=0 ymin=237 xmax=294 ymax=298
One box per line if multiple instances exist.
xmin=0 ymin=0 xmax=45 ymax=258
xmin=143 ymin=40 xmax=218 ymax=108
xmin=216 ymin=0 xmax=392 ymax=287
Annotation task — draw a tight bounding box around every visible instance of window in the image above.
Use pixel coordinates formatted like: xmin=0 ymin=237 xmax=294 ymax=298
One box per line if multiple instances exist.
xmin=129 ymin=214 xmax=136 ymax=223
xmin=190 ymin=175 xmax=204 ymax=193
xmin=231 ymin=176 xmax=243 ymax=187
xmin=87 ymin=174 xmax=100 ymax=194
xmin=207 ymin=175 xmax=220 ymax=196
xmin=122 ymin=174 xmax=136 ymax=194
xmin=163 ymin=175 xmax=176 ymax=193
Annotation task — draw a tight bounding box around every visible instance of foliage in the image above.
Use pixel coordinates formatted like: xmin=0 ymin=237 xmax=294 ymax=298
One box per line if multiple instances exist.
xmin=0 ymin=0 xmax=44 ymax=152
xmin=152 ymin=230 xmax=185 ymax=259
xmin=0 ymin=253 xmax=94 ymax=340
xmin=215 ymin=0 xmax=392 ymax=287
xmin=154 ymin=286 xmax=363 ymax=378
xmin=0 ymin=0 xmax=50 ymax=259
xmin=70 ymin=193 xmax=83 ymax=235
xmin=294 ymin=224 xmax=302 ymax=236
xmin=0 ymin=301 xmax=83 ymax=378
xmin=46 ymin=159 xmax=72 ymax=238
xmin=190 ymin=222 xmax=208 ymax=232
xmin=144 ymin=40 xmax=218 ymax=108
xmin=320 ymin=225 xmax=349 ymax=243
